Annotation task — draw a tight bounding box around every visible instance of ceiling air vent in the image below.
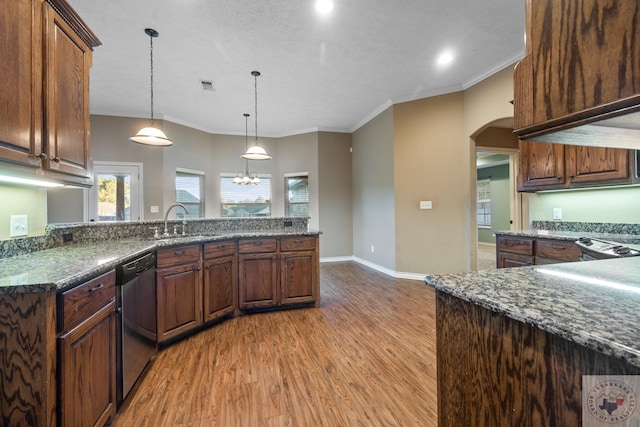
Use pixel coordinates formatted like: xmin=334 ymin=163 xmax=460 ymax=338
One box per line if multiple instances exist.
xmin=200 ymin=80 xmax=215 ymax=91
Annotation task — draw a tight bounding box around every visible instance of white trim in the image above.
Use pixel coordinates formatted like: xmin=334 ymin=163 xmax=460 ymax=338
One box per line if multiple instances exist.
xmin=284 ymin=172 xmax=309 ymax=177
xmin=177 ymin=167 xmax=205 ymax=175
xmin=320 ymin=256 xmax=426 ymax=281
xmin=320 ymin=256 xmax=354 ymax=263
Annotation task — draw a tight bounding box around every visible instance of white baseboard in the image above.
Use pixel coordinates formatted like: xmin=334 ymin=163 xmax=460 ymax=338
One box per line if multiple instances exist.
xmin=320 ymin=256 xmax=426 ymax=281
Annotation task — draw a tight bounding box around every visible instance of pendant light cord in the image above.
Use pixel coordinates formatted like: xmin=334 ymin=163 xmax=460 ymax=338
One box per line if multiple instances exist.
xmin=149 ymin=33 xmax=155 ymax=124
xmin=253 ymin=71 xmax=260 ymax=144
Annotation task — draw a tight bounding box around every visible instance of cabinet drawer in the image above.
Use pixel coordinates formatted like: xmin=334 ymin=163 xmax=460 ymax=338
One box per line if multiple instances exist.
xmin=238 ymin=238 xmax=277 ymax=253
xmin=536 ymin=240 xmax=582 ymax=261
xmin=497 ymin=237 xmax=534 ymax=256
xmin=204 ymin=240 xmax=237 ymax=259
xmin=281 ymin=236 xmax=316 ymax=252
xmin=58 ymin=270 xmax=115 ymax=332
xmin=157 ymin=244 xmax=201 ymax=268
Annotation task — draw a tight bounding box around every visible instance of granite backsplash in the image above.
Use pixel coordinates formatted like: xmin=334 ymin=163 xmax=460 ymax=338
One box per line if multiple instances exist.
xmin=531 ymin=221 xmax=640 ymax=235
xmin=0 ymin=217 xmax=309 ymax=259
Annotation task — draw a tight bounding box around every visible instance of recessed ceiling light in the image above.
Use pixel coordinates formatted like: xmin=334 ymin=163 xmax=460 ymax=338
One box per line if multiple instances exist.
xmin=316 ymin=0 xmax=334 ymax=14
xmin=436 ymin=51 xmax=454 ymax=66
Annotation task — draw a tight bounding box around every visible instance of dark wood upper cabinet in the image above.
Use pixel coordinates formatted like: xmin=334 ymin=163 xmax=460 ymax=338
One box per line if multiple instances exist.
xmin=0 ymin=0 xmax=100 ymax=185
xmin=518 ymin=140 xmax=632 ymax=192
xmin=514 ymin=0 xmax=640 ymax=139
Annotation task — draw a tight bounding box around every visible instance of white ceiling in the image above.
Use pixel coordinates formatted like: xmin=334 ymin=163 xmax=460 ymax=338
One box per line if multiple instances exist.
xmin=67 ymin=0 xmax=525 ymax=137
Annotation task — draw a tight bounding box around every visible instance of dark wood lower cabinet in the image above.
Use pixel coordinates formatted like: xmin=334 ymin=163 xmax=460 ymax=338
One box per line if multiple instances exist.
xmin=156 ymin=262 xmax=203 ymax=343
xmin=238 ymin=252 xmax=279 ymax=309
xmin=280 ymin=250 xmax=318 ymax=305
xmin=58 ymin=303 xmax=116 ymax=427
xmin=436 ymin=291 xmax=640 ymax=427
xmin=203 ymin=254 xmax=237 ymax=321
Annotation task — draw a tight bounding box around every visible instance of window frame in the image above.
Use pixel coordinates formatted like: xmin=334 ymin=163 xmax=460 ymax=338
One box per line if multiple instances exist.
xmin=176 ymin=168 xmax=205 ymax=219
xmin=220 ymin=173 xmax=272 ymax=218
xmin=284 ymin=172 xmax=309 ymax=218
xmin=477 ymin=178 xmax=492 ymax=228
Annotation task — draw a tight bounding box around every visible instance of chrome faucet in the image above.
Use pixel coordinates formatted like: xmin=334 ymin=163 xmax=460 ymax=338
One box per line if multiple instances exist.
xmin=163 ymin=203 xmax=189 ymax=236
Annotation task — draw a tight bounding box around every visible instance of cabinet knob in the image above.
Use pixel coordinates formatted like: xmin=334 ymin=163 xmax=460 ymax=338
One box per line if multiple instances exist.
xmin=37 ymin=153 xmax=47 ymax=160
xmin=52 ymin=157 xmax=60 ymax=163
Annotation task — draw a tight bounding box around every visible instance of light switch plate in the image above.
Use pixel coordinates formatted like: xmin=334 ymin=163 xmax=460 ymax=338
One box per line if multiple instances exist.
xmin=10 ymin=215 xmax=28 ymax=237
xmin=150 ymin=205 xmax=159 ymax=213
xmin=419 ymin=200 xmax=433 ymax=210
xmin=553 ymin=207 xmax=562 ymax=220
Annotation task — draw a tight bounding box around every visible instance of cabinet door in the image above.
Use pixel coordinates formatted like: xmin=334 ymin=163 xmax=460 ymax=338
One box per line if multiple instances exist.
xmin=517 ymin=141 xmax=565 ymax=191
xmin=156 ymin=262 xmax=203 ymax=342
xmin=280 ymin=250 xmax=317 ymax=305
xmin=43 ymin=3 xmax=92 ymax=179
xmin=565 ymin=146 xmax=630 ymax=185
xmin=59 ymin=302 xmax=116 ymax=427
xmin=238 ymin=253 xmax=278 ymax=309
xmin=0 ymin=0 xmax=43 ymax=167
xmin=203 ymin=254 xmax=237 ymax=322
xmin=498 ymin=252 xmax=534 ymax=269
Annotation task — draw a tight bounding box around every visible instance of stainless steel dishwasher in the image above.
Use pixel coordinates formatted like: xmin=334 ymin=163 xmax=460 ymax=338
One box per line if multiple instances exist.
xmin=116 ymin=251 xmax=157 ymax=406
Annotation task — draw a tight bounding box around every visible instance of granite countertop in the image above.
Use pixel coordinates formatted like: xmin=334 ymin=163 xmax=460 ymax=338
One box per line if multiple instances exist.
xmin=424 ymin=257 xmax=640 ymax=368
xmin=0 ymin=230 xmax=321 ymax=294
xmin=494 ymin=229 xmax=640 ymax=245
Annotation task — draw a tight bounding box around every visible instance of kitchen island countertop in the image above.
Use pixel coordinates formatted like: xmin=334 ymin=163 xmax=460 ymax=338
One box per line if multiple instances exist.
xmin=0 ymin=230 xmax=321 ymax=293
xmin=424 ymin=256 xmax=640 ymax=368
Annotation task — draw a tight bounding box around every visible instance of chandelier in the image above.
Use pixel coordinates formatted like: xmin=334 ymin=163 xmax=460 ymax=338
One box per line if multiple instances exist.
xmin=234 ymin=113 xmax=261 ymax=185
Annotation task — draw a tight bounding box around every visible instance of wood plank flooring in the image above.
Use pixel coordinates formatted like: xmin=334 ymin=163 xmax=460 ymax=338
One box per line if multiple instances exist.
xmin=114 ymin=262 xmax=438 ymax=427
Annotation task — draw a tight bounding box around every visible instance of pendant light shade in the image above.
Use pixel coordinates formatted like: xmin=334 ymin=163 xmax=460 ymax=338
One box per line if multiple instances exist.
xmin=242 ymin=71 xmax=272 ymax=160
xmin=129 ymin=28 xmax=173 ymax=146
xmin=234 ymin=113 xmax=261 ymax=185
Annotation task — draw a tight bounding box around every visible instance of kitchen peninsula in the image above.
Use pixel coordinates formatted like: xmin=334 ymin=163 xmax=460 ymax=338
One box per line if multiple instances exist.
xmin=0 ymin=217 xmax=320 ymax=426
xmin=424 ymin=256 xmax=640 ymax=426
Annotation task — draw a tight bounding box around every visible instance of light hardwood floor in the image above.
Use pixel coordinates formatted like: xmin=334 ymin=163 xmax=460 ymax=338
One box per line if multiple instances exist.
xmin=114 ymin=262 xmax=438 ymax=427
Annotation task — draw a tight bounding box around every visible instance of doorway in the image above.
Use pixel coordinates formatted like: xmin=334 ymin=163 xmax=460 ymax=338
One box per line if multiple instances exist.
xmin=471 ymin=122 xmax=523 ymax=271
xmin=86 ymin=161 xmax=144 ymax=222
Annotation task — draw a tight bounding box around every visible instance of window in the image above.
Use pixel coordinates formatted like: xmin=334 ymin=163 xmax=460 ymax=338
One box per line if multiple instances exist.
xmin=176 ymin=168 xmax=204 ymax=218
xmin=285 ymin=173 xmax=309 ymax=217
xmin=477 ymin=179 xmax=492 ymax=227
xmin=220 ymin=174 xmax=271 ymax=217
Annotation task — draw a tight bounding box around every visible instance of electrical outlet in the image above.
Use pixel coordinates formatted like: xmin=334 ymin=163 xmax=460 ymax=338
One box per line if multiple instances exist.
xmin=371 ymin=245 xmax=375 ymax=253
xmin=553 ymin=207 xmax=562 ymax=220
xmin=419 ymin=201 xmax=433 ymax=210
xmin=150 ymin=205 xmax=159 ymax=213
xmin=10 ymin=215 xmax=28 ymax=237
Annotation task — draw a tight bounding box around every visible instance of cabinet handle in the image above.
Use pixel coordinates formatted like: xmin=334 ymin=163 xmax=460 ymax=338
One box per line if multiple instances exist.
xmin=89 ymin=283 xmax=104 ymax=292
xmin=196 ymin=267 xmax=201 ymax=272
xmin=551 ymin=245 xmax=565 ymax=250
xmin=254 ymin=241 xmax=263 ymax=246
xmin=174 ymin=250 xmax=186 ymax=256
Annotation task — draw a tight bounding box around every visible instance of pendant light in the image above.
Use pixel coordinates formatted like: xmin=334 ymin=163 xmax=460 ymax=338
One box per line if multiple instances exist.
xmin=242 ymin=71 xmax=272 ymax=160
xmin=129 ymin=28 xmax=173 ymax=146
xmin=234 ymin=114 xmax=261 ymax=185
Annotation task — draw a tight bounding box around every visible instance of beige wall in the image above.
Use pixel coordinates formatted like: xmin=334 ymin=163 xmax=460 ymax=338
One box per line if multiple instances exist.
xmin=318 ymin=132 xmax=353 ymax=258
xmin=0 ymin=184 xmax=47 ymax=239
xmin=475 ymin=127 xmax=519 ymax=149
xmin=277 ymin=132 xmax=319 ymax=228
xmin=352 ymin=107 xmax=396 ymax=270
xmin=393 ymin=92 xmax=467 ymax=274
